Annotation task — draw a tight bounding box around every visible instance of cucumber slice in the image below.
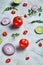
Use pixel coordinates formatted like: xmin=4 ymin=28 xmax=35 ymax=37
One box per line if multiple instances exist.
xmin=13 ymin=0 xmax=22 ymax=4
xmin=0 ymin=38 xmax=3 ymax=44
xmin=34 ymin=26 xmax=43 ymax=34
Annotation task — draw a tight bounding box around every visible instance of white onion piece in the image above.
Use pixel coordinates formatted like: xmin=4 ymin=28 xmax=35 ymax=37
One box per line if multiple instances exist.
xmin=31 ymin=5 xmax=38 ymax=11
xmin=1 ymin=17 xmax=10 ymax=26
xmin=2 ymin=43 xmax=15 ymax=56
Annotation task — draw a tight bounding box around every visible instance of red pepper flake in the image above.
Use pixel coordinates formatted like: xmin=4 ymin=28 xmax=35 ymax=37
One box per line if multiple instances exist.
xmin=2 ymin=32 xmax=7 ymax=37
xmin=38 ymin=42 xmax=42 ymax=47
xmin=22 ymin=3 xmax=28 ymax=7
xmin=25 ymin=56 xmax=30 ymax=60
xmin=11 ymin=10 xmax=16 ymax=14
xmin=23 ymin=30 xmax=28 ymax=35
xmin=24 ymin=14 xmax=27 ymax=18
xmin=5 ymin=58 xmax=11 ymax=63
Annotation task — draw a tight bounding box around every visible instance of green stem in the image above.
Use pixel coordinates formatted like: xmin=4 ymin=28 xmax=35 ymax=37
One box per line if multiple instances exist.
xmin=30 ymin=20 xmax=43 ymax=24
xmin=36 ymin=39 xmax=43 ymax=43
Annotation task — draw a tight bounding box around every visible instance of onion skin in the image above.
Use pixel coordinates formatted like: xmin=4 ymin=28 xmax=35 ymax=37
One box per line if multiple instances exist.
xmin=2 ymin=43 xmax=15 ymax=56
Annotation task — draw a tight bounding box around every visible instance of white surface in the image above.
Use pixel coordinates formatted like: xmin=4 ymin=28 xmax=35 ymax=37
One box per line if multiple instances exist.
xmin=0 ymin=0 xmax=43 ymax=65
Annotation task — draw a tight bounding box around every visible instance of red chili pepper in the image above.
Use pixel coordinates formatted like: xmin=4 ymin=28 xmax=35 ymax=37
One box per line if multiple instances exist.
xmin=22 ymin=3 xmax=28 ymax=7
xmin=5 ymin=58 xmax=11 ymax=63
xmin=25 ymin=56 xmax=30 ymax=60
xmin=23 ymin=30 xmax=28 ymax=35
xmin=24 ymin=14 xmax=27 ymax=18
xmin=2 ymin=32 xmax=7 ymax=37
xmin=11 ymin=10 xmax=16 ymax=14
xmin=38 ymin=42 xmax=42 ymax=47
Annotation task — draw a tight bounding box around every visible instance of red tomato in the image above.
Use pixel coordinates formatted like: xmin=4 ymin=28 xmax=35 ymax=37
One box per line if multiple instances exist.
xmin=13 ymin=16 xmax=23 ymax=28
xmin=2 ymin=32 xmax=7 ymax=37
xmin=11 ymin=10 xmax=16 ymax=14
xmin=19 ymin=39 xmax=29 ymax=49
xmin=5 ymin=58 xmax=11 ymax=63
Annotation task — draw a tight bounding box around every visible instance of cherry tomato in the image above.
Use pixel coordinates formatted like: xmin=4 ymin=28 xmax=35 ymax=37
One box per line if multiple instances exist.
xmin=11 ymin=10 xmax=16 ymax=14
xmin=13 ymin=16 xmax=23 ymax=28
xmin=22 ymin=3 xmax=28 ymax=7
xmin=38 ymin=42 xmax=42 ymax=47
xmin=23 ymin=30 xmax=28 ymax=35
xmin=5 ymin=58 xmax=11 ymax=63
xmin=2 ymin=32 xmax=7 ymax=37
xmin=19 ymin=39 xmax=29 ymax=49
xmin=25 ymin=56 xmax=30 ymax=60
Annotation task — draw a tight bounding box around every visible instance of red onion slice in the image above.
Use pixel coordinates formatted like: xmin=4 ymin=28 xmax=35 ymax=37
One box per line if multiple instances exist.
xmin=31 ymin=5 xmax=38 ymax=11
xmin=1 ymin=17 xmax=10 ymax=26
xmin=2 ymin=43 xmax=15 ymax=56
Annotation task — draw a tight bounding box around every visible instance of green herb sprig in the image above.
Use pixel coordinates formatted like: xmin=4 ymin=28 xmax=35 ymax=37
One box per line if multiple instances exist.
xmin=28 ymin=6 xmax=43 ymax=16
xmin=3 ymin=6 xmax=18 ymax=13
xmin=11 ymin=33 xmax=20 ymax=38
xmin=30 ymin=20 xmax=43 ymax=24
xmin=38 ymin=6 xmax=42 ymax=12
xmin=28 ymin=9 xmax=37 ymax=16
xmin=36 ymin=39 xmax=43 ymax=43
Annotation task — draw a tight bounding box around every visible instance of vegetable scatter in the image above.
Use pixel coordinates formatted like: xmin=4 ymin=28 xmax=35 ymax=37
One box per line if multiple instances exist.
xmin=19 ymin=39 xmax=29 ymax=49
xmin=5 ymin=58 xmax=11 ymax=63
xmin=2 ymin=43 xmax=15 ymax=56
xmin=13 ymin=16 xmax=23 ymax=28
xmin=2 ymin=32 xmax=7 ymax=37
xmin=1 ymin=17 xmax=10 ymax=26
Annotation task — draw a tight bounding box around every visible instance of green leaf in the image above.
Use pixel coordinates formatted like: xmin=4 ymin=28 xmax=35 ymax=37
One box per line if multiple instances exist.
xmin=28 ymin=9 xmax=37 ymax=16
xmin=38 ymin=6 xmax=42 ymax=12
xmin=11 ymin=33 xmax=20 ymax=38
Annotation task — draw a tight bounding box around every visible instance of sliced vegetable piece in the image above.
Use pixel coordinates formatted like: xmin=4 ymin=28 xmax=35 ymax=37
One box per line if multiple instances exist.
xmin=31 ymin=5 xmax=38 ymax=11
xmin=13 ymin=0 xmax=22 ymax=4
xmin=1 ymin=17 xmax=10 ymax=26
xmin=0 ymin=38 xmax=3 ymax=44
xmin=34 ymin=26 xmax=43 ymax=34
